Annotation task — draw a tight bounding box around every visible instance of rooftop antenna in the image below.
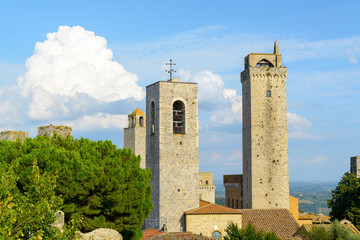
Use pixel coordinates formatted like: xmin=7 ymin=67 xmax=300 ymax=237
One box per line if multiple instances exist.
xmin=165 ymin=59 xmax=176 ymax=81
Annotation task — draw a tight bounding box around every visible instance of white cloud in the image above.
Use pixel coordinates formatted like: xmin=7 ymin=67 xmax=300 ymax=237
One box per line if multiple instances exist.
xmin=18 ymin=26 xmax=145 ymax=120
xmin=189 ymin=70 xmax=242 ymax=125
xmin=63 ymin=113 xmax=127 ymax=131
xmin=287 ymin=112 xmax=314 ymax=139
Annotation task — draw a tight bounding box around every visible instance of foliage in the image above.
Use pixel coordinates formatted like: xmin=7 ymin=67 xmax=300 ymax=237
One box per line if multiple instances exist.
xmin=224 ymin=222 xmax=281 ymax=240
xmin=328 ymin=172 xmax=360 ymax=229
xmin=0 ymin=135 xmax=153 ymax=239
xmin=299 ymin=221 xmax=360 ymax=240
xmin=0 ymin=158 xmax=78 ymax=239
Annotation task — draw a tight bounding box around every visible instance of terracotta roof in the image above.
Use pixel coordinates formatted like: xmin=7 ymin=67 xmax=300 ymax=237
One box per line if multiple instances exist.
xmin=142 ymin=229 xmax=164 ymax=239
xmin=297 ymin=223 xmax=360 ymax=236
xmin=129 ymin=108 xmax=145 ymax=115
xmin=143 ymin=232 xmax=217 ymax=240
xmin=184 ymin=200 xmax=243 ymax=215
xmin=242 ymin=209 xmax=300 ymax=240
xmin=298 ymin=213 xmax=331 ymax=223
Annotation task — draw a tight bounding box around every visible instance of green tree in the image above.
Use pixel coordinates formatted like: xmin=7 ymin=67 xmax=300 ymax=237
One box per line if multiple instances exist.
xmin=299 ymin=221 xmax=360 ymax=240
xmin=0 ymin=135 xmax=152 ymax=239
xmin=328 ymin=172 xmax=360 ymax=229
xmin=224 ymin=222 xmax=281 ymax=240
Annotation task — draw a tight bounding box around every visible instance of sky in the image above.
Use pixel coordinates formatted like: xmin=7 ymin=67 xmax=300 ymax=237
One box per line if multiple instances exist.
xmin=0 ymin=0 xmax=359 ymax=182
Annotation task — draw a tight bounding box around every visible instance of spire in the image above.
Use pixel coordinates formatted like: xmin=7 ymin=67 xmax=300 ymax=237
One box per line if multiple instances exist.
xmin=273 ymin=40 xmax=280 ymax=54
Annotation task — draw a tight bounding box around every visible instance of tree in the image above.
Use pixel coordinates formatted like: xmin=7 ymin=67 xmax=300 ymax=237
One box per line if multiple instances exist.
xmin=224 ymin=222 xmax=281 ymax=240
xmin=0 ymin=135 xmax=152 ymax=239
xmin=299 ymin=221 xmax=360 ymax=240
xmin=328 ymin=172 xmax=360 ymax=229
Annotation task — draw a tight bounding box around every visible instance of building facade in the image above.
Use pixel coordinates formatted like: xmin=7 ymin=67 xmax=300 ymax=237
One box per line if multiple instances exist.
xmin=124 ymin=108 xmax=146 ymax=168
xmin=241 ymin=41 xmax=289 ymax=209
xmin=199 ymin=172 xmax=216 ymax=203
xmin=223 ymin=174 xmax=243 ymax=209
xmin=145 ymin=79 xmax=199 ymax=232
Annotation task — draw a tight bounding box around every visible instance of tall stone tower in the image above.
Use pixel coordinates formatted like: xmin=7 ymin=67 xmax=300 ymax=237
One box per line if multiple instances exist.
xmin=350 ymin=156 xmax=360 ymax=178
xmin=145 ymin=78 xmax=199 ymax=232
xmin=241 ymin=41 xmax=289 ymax=209
xmin=124 ymin=108 xmax=146 ymax=168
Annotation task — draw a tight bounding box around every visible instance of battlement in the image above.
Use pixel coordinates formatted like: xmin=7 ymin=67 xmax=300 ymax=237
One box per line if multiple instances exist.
xmin=0 ymin=131 xmax=29 ymax=142
xmin=38 ymin=124 xmax=72 ymax=138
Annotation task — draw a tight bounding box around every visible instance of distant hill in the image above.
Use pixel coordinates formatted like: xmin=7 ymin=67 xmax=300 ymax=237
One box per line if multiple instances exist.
xmin=214 ymin=180 xmax=337 ymax=216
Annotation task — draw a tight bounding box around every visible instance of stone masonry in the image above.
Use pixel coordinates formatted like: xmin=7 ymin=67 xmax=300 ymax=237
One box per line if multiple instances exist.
xmin=350 ymin=156 xmax=360 ymax=178
xmin=124 ymin=108 xmax=146 ymax=168
xmin=241 ymin=41 xmax=289 ymax=209
xmin=145 ymin=80 xmax=199 ymax=232
xmin=199 ymin=172 xmax=216 ymax=203
xmin=223 ymin=174 xmax=243 ymax=209
xmin=0 ymin=131 xmax=28 ymax=142
xmin=38 ymin=124 xmax=72 ymax=138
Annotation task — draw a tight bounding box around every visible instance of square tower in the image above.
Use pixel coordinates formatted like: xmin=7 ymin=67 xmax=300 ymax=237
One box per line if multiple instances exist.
xmin=124 ymin=108 xmax=146 ymax=168
xmin=241 ymin=41 xmax=289 ymax=209
xmin=145 ymin=79 xmax=199 ymax=232
xmin=350 ymin=156 xmax=360 ymax=178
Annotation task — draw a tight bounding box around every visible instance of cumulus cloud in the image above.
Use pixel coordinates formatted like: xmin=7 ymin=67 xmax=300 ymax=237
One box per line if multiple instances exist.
xmin=287 ymin=112 xmax=314 ymax=139
xmin=18 ymin=26 xmax=145 ymax=120
xmin=188 ymin=70 xmax=242 ymax=126
xmin=63 ymin=113 xmax=127 ymax=131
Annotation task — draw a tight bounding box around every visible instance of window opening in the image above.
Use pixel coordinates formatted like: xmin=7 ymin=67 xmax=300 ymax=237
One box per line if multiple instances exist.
xmin=232 ymin=199 xmax=234 ymax=208
xmin=173 ymin=101 xmax=185 ymax=134
xmin=255 ymin=59 xmax=274 ymax=67
xmin=227 ymin=198 xmax=230 ymax=207
xmin=139 ymin=116 xmax=144 ymax=127
xmin=266 ymin=90 xmax=271 ymax=97
xmin=131 ymin=117 xmax=135 ymax=127
xmin=150 ymin=102 xmax=155 ymax=135
xmin=205 ymin=180 xmax=209 ymax=185
xmin=212 ymin=231 xmax=222 ymax=239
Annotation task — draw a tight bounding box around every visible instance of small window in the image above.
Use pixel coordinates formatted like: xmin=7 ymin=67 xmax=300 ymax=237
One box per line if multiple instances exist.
xmin=266 ymin=90 xmax=271 ymax=97
xmin=232 ymin=199 xmax=234 ymax=208
xmin=131 ymin=117 xmax=135 ymax=127
xmin=139 ymin=116 xmax=144 ymax=127
xmin=173 ymin=101 xmax=185 ymax=134
xmin=236 ymin=200 xmax=239 ymax=209
xmin=212 ymin=231 xmax=222 ymax=239
xmin=205 ymin=180 xmax=209 ymax=185
xmin=150 ymin=102 xmax=155 ymax=135
xmin=227 ymin=198 xmax=230 ymax=207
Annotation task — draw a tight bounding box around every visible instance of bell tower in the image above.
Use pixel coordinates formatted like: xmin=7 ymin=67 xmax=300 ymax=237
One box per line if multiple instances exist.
xmin=124 ymin=108 xmax=146 ymax=168
xmin=145 ymin=77 xmax=199 ymax=232
xmin=241 ymin=41 xmax=289 ymax=209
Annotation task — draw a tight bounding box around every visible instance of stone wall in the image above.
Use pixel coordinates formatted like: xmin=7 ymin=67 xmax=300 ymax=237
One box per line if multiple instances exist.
xmin=186 ymin=213 xmax=242 ymax=239
xmin=350 ymin=156 xmax=360 ymax=178
xmin=0 ymin=131 xmax=28 ymax=142
xmin=38 ymin=124 xmax=72 ymax=138
xmin=223 ymin=174 xmax=243 ymax=209
xmin=241 ymin=50 xmax=289 ymax=209
xmin=145 ymin=80 xmax=199 ymax=232
xmin=199 ymin=172 xmax=216 ymax=203
xmin=124 ymin=127 xmax=146 ymax=169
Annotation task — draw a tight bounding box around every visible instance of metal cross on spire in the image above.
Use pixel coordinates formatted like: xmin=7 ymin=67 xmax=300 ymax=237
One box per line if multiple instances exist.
xmin=165 ymin=59 xmax=176 ymax=81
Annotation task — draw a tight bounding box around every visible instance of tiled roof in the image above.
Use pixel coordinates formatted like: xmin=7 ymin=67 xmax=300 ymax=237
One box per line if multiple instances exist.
xmin=298 ymin=213 xmax=331 ymax=223
xmin=129 ymin=108 xmax=145 ymax=115
xmin=299 ymin=223 xmax=360 ymax=236
xmin=143 ymin=232 xmax=217 ymax=240
xmin=184 ymin=200 xmax=243 ymax=215
xmin=242 ymin=209 xmax=300 ymax=240
xmin=142 ymin=229 xmax=164 ymax=239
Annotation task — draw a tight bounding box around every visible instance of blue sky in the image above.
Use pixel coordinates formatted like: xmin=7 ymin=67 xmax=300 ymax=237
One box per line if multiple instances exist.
xmin=0 ymin=0 xmax=359 ymax=182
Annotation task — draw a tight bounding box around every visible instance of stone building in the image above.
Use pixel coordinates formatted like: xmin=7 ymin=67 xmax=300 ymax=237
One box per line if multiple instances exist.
xmin=124 ymin=108 xmax=146 ymax=168
xmin=38 ymin=124 xmax=72 ymax=138
xmin=199 ymin=172 xmax=216 ymax=203
xmin=0 ymin=131 xmax=28 ymax=142
xmin=145 ymin=78 xmax=199 ymax=232
xmin=350 ymin=156 xmax=360 ymax=178
xmin=223 ymin=174 xmax=243 ymax=209
xmin=241 ymin=41 xmax=289 ymax=209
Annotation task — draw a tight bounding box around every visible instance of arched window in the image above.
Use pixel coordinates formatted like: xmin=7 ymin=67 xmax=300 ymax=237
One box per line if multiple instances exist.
xmin=205 ymin=180 xmax=209 ymax=185
xmin=131 ymin=117 xmax=135 ymax=127
xmin=212 ymin=231 xmax=222 ymax=239
xmin=266 ymin=90 xmax=271 ymax=97
xmin=150 ymin=102 xmax=155 ymax=135
xmin=139 ymin=116 xmax=144 ymax=127
xmin=255 ymin=59 xmax=274 ymax=67
xmin=173 ymin=101 xmax=185 ymax=134
xmin=236 ymin=200 xmax=239 ymax=209
xmin=232 ymin=199 xmax=234 ymax=208
xmin=227 ymin=198 xmax=230 ymax=207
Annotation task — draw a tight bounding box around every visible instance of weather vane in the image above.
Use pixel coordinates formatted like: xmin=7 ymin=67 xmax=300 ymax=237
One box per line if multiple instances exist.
xmin=165 ymin=59 xmax=176 ymax=81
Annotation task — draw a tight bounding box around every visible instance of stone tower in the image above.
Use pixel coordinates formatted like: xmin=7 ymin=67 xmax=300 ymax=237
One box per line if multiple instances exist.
xmin=241 ymin=41 xmax=289 ymax=209
xmin=0 ymin=131 xmax=28 ymax=142
xmin=145 ymin=78 xmax=199 ymax=232
xmin=350 ymin=156 xmax=360 ymax=178
xmin=38 ymin=124 xmax=72 ymax=138
xmin=123 ymin=108 xmax=146 ymax=168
